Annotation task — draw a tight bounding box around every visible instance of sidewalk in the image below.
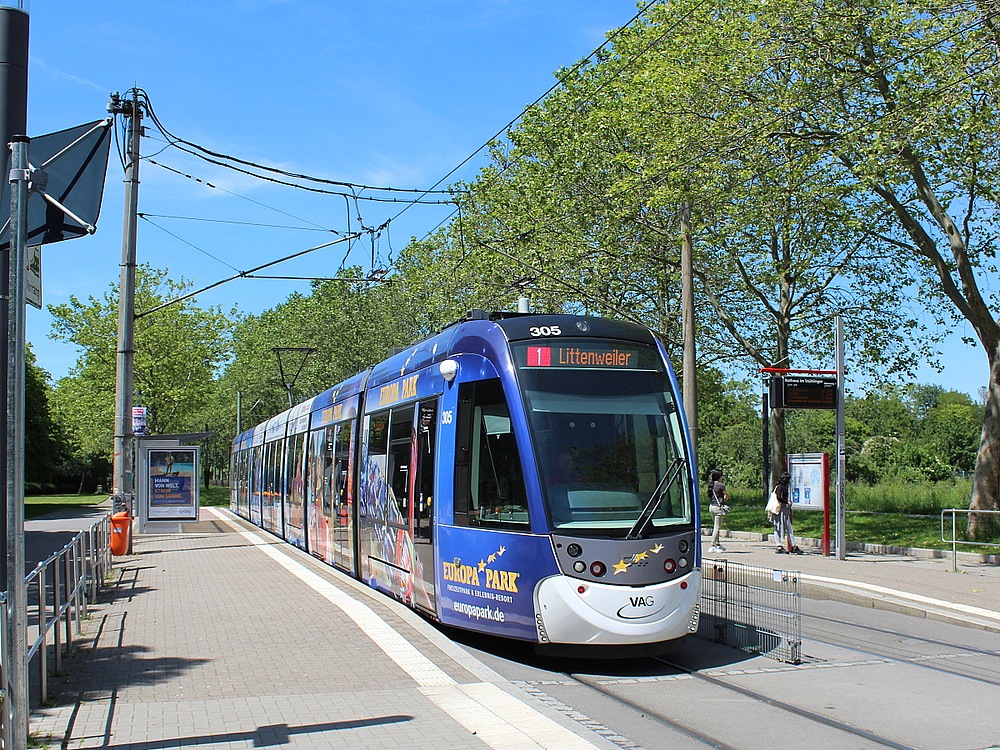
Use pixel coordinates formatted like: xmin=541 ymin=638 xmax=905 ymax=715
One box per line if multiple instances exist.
xmin=31 ymin=507 xmax=623 ymax=750
xmin=702 ymin=529 xmax=1000 ymax=633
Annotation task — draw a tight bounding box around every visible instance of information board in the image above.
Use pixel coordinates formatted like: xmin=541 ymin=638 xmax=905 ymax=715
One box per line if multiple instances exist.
xmin=787 ymin=453 xmax=828 ymax=511
xmin=770 ymin=375 xmax=838 ymax=410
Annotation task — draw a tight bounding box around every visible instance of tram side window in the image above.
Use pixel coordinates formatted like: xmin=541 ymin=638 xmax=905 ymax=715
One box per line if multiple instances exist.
xmin=366 ymin=412 xmax=390 ymax=521
xmin=454 ymin=379 xmax=529 ymax=529
xmin=307 ymin=426 xmax=333 ymax=517
xmin=333 ymin=422 xmax=353 ymax=517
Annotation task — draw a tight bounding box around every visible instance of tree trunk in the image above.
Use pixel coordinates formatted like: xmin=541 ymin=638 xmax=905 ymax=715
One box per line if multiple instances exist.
xmin=969 ymin=341 xmax=1000 ymax=538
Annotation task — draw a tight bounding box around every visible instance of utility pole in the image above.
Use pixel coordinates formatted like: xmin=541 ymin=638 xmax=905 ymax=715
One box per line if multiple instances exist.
xmin=680 ymin=200 xmax=697 ymax=472
xmin=5 ymin=134 xmax=28 ymax=750
xmin=835 ymin=315 xmax=846 ymax=559
xmin=110 ymin=91 xmax=142 ymax=511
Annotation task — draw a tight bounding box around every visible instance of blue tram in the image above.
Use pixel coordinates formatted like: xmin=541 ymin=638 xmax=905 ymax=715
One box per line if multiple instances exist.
xmin=231 ymin=310 xmax=701 ymax=653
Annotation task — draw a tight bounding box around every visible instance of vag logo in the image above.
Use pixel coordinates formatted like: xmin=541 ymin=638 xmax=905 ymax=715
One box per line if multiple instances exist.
xmin=616 ymin=594 xmax=664 ymax=620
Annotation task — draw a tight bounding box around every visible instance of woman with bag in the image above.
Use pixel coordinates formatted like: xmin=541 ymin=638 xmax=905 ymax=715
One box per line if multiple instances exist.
xmin=770 ymin=471 xmax=802 ymax=554
xmin=707 ymin=468 xmax=730 ymax=554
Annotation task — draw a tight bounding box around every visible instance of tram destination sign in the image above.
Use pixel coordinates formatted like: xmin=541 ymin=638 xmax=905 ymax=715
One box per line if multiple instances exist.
xmin=521 ymin=343 xmax=641 ymax=369
xmin=769 ymin=374 xmax=838 ymax=410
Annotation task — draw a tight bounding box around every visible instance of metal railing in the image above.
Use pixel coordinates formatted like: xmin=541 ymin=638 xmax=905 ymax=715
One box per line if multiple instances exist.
xmin=1 ymin=513 xmax=112 ymax=707
xmin=699 ymin=558 xmax=802 ymax=664
xmin=941 ymin=508 xmax=1000 ymax=573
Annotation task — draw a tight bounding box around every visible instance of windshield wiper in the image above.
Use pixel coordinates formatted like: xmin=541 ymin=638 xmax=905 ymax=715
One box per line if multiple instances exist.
xmin=626 ymin=457 xmax=685 ymax=540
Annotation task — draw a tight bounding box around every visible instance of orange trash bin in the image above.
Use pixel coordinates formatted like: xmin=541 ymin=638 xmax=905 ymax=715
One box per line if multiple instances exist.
xmin=109 ymin=511 xmax=132 ymax=556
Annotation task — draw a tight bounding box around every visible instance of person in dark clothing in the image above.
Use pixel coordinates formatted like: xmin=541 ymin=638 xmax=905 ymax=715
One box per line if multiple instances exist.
xmin=707 ymin=468 xmax=729 ymax=554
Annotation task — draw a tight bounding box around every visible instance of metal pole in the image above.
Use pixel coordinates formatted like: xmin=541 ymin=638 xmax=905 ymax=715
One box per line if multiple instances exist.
xmin=835 ymin=315 xmax=846 ymax=560
xmin=5 ymin=133 xmax=29 ymax=750
xmin=680 ymin=200 xmax=697 ymax=472
xmin=0 ymin=11 xmax=29 ymax=746
xmin=112 ymin=94 xmax=141 ymax=511
xmin=761 ymin=385 xmax=770 ymax=502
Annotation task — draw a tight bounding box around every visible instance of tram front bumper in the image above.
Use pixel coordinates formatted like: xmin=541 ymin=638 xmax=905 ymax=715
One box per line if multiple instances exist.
xmin=533 ymin=570 xmax=701 ymax=646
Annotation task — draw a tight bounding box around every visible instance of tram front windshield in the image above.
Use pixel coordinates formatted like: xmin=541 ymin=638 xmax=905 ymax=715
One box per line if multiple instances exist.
xmin=513 ymin=338 xmax=692 ymax=534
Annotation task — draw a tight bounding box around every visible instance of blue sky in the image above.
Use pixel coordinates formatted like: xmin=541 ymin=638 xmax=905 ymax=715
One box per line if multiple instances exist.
xmin=21 ymin=0 xmax=991 ymax=400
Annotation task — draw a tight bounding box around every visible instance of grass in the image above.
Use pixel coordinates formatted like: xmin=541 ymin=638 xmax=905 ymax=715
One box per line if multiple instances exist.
xmin=25 ymin=485 xmax=231 ymax=519
xmin=201 ymin=485 xmax=230 ymax=506
xmin=712 ymin=479 xmax=999 ymax=553
xmin=24 ymin=493 xmax=107 ymax=520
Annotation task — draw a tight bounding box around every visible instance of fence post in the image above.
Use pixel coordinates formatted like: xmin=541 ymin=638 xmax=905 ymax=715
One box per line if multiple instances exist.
xmin=952 ymin=510 xmax=958 ymax=573
xmin=63 ymin=553 xmax=74 ymax=649
xmin=52 ymin=562 xmax=62 ymax=670
xmin=37 ymin=567 xmax=47 ymax=705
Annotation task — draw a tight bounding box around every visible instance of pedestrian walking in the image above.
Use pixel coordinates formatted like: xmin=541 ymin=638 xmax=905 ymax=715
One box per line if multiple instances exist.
xmin=707 ymin=468 xmax=730 ymax=554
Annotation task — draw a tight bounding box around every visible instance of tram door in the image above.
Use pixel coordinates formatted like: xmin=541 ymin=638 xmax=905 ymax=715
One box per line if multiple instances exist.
xmin=412 ymin=399 xmax=437 ymax=614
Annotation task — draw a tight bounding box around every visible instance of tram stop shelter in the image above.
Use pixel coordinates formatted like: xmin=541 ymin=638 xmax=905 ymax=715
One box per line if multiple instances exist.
xmin=135 ymin=432 xmax=210 ymax=534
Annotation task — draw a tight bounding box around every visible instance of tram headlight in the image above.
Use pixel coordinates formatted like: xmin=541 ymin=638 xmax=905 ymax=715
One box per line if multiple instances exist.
xmin=678 ymin=540 xmax=689 ymax=554
xmin=663 ymin=558 xmax=677 ymax=574
xmin=679 ymin=557 xmax=688 ymax=568
xmin=573 ymin=561 xmax=586 ymax=573
xmin=590 ymin=561 xmax=607 ymax=577
xmin=567 ymin=543 xmax=582 ymax=558
xmin=440 ymin=359 xmax=459 ymax=382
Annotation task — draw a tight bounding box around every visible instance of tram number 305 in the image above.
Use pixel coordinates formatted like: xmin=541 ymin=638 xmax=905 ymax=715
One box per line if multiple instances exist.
xmin=529 ymin=325 xmax=562 ymax=337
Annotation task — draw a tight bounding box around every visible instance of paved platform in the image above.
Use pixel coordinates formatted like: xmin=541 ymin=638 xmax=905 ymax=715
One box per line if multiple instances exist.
xmin=30 ymin=508 xmax=624 ymax=750
xmin=702 ymin=529 xmax=1000 ymax=633
xmin=27 ymin=507 xmax=1000 ymax=749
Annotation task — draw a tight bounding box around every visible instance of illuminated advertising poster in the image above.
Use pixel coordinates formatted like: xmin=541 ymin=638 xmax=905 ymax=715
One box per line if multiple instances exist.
xmin=788 ymin=453 xmax=828 ymax=511
xmin=148 ymin=448 xmax=200 ymax=520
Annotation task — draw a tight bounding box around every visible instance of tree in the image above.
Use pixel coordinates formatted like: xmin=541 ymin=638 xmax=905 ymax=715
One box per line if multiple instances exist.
xmin=443 ymin=0 xmax=925 ymax=494
xmin=772 ymin=0 xmax=1000 ymax=532
xmin=24 ymin=345 xmax=70 ymax=492
xmin=216 ymin=269 xmax=425 ymax=436
xmin=49 ymin=264 xmax=233 ymax=464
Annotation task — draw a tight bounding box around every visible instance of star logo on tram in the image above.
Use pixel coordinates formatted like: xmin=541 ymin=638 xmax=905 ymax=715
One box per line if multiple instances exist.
xmin=613 ymin=559 xmax=630 ymax=575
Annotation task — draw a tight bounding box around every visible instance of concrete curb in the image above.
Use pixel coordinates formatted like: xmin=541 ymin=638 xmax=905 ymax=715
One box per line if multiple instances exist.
xmin=795 ymin=575 xmax=1000 ymax=634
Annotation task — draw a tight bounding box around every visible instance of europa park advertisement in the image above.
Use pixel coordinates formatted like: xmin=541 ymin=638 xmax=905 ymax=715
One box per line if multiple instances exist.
xmin=435 ymin=525 xmax=557 ymax=640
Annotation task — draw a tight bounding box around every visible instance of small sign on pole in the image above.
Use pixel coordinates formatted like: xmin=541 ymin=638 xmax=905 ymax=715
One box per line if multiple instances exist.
xmin=25 ymin=243 xmax=40 ymax=309
xmin=131 ymin=406 xmax=148 ymax=436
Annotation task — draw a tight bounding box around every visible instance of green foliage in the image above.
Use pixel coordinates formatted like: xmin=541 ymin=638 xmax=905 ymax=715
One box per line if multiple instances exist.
xmin=714 ymin=479 xmax=985 ymax=550
xmin=214 ymin=268 xmax=436 ymax=441
xmin=696 ymin=368 xmax=760 ymax=487
xmin=25 ymin=345 xmax=71 ymax=492
xmin=48 ymin=264 xmax=233 ymax=473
